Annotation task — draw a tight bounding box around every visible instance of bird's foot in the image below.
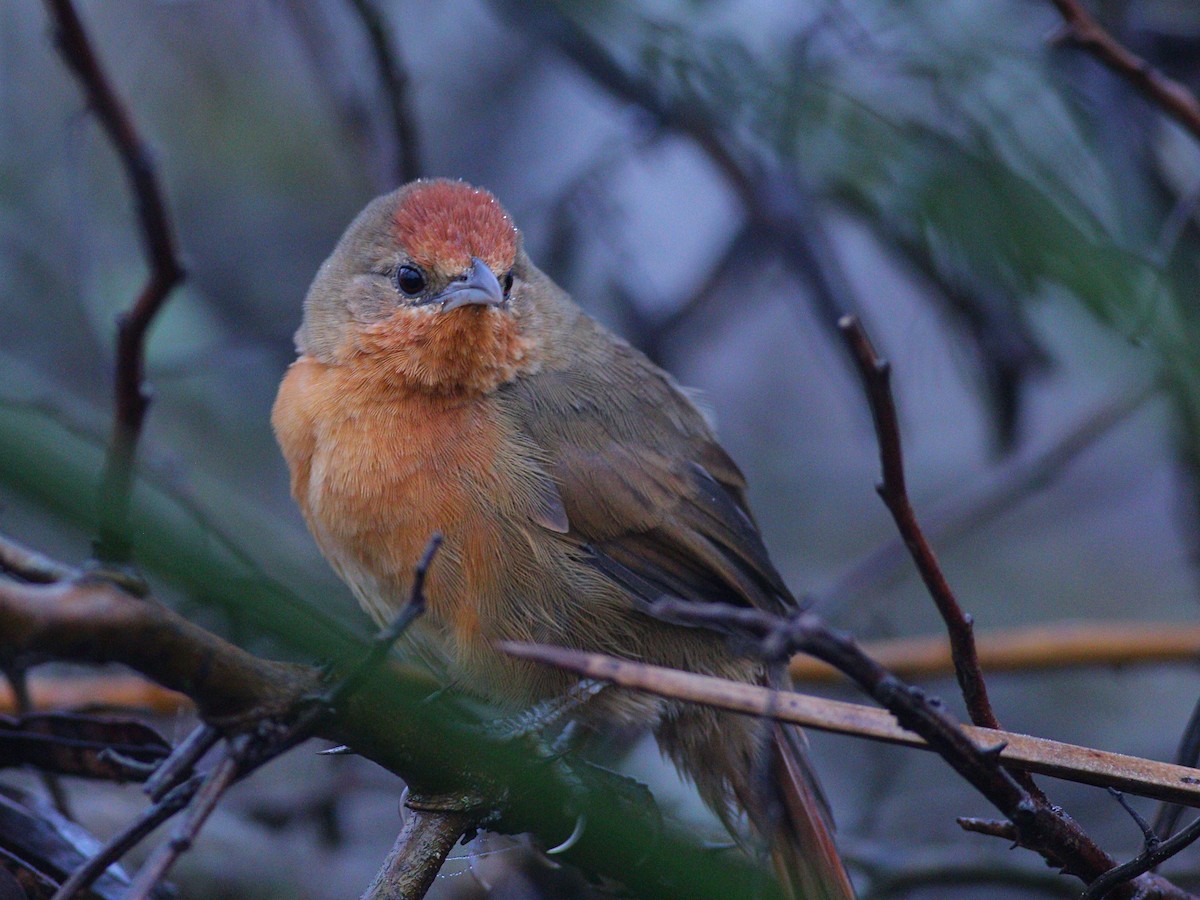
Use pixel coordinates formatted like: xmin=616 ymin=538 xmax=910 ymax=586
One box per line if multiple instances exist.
xmin=483 ymin=678 xmax=607 ymax=743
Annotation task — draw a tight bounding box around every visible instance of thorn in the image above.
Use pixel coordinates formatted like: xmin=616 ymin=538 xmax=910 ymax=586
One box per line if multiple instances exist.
xmin=546 ymin=813 xmax=586 ymax=855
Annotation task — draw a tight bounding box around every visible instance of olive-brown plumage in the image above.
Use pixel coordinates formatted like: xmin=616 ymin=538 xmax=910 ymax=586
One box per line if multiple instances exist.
xmin=273 ymin=179 xmax=854 ymax=898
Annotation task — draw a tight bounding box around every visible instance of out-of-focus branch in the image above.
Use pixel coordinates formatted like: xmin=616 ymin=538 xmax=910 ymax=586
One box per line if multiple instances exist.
xmin=504 ymin=642 xmax=1200 ymax=809
xmin=819 ymin=380 xmax=1155 ymax=613
xmin=0 ymin=532 xmax=76 ymax=585
xmin=52 ymin=774 xmax=201 ymax=900
xmin=490 ymin=0 xmax=860 ymax=331
xmin=41 ymin=0 xmax=184 ymax=565
xmin=345 ymin=0 xmax=422 ymax=183
xmin=1047 ymin=0 xmax=1200 ymax=143
xmin=362 ymin=801 xmax=475 ymax=900
xmin=838 ymin=316 xmax=1000 ymax=730
xmin=789 ymin=620 xmax=1200 ymax=684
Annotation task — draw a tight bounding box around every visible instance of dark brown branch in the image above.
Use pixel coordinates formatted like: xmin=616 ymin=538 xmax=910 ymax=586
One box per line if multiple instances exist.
xmin=837 ymin=316 xmax=1000 ymax=731
xmin=345 ymin=0 xmax=422 ymax=183
xmin=1084 ymin=812 xmax=1200 ymax=899
xmin=1047 ymin=0 xmax=1200 ymax=144
xmin=41 ymin=0 xmax=185 ymax=564
xmin=361 ymin=801 xmax=474 ymax=900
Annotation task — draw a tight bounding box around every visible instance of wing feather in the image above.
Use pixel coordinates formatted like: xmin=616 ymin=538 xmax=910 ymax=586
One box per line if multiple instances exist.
xmin=497 ymin=325 xmax=794 ymax=616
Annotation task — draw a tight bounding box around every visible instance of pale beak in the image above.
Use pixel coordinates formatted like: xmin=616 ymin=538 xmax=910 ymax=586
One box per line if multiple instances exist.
xmin=439 ymin=257 xmax=505 ymax=313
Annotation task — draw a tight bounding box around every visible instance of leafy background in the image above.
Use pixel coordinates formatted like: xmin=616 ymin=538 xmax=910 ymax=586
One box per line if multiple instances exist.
xmin=4 ymin=0 xmax=1200 ymax=896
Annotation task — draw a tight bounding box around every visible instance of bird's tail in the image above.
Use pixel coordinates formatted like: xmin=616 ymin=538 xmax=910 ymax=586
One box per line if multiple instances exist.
xmin=659 ymin=707 xmax=855 ymax=899
xmin=762 ymin=722 xmax=856 ymax=900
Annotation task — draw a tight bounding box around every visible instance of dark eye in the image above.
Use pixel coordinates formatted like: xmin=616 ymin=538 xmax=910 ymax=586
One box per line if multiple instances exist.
xmin=502 ymin=270 xmax=514 ymax=297
xmin=395 ymin=265 xmax=427 ymax=297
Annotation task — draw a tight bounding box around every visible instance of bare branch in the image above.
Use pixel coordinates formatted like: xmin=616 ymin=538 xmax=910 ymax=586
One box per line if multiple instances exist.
xmin=490 ymin=0 xmax=860 ymax=331
xmin=1047 ymin=0 xmax=1200 ymax=143
xmin=125 ymin=740 xmax=244 ymax=898
xmin=1084 ymin=813 xmax=1200 ymax=899
xmin=40 ymin=0 xmax=185 ymax=565
xmin=838 ymin=316 xmax=999 ymax=731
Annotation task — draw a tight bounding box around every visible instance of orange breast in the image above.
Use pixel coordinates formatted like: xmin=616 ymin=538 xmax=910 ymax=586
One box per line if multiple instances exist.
xmin=272 ymin=355 xmax=511 ymax=649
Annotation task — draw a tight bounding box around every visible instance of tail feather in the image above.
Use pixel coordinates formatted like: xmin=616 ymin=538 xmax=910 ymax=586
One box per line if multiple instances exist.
xmin=659 ymin=706 xmax=855 ymax=899
xmin=767 ymin=723 xmax=856 ymax=900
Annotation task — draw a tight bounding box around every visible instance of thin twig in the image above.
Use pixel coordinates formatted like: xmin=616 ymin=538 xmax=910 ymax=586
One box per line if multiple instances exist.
xmin=143 ymin=723 xmax=219 ymax=802
xmin=1084 ymin=813 xmax=1200 ymax=899
xmin=345 ymin=0 xmax=422 ymax=183
xmin=124 ymin=740 xmax=245 ymax=898
xmin=41 ymin=0 xmax=185 ymax=564
xmin=1109 ymin=788 xmax=1160 ymax=850
xmin=52 ymin=774 xmax=202 ymax=900
xmin=1047 ymin=0 xmax=1200 ymax=143
xmin=361 ymin=803 xmax=474 ymax=900
xmin=327 ymin=533 xmax=441 ymax=709
xmin=837 ymin=316 xmax=1000 ymax=731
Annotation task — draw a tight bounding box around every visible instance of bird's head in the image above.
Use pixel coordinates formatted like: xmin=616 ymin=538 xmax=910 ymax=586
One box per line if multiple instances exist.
xmin=298 ymin=179 xmax=542 ymax=395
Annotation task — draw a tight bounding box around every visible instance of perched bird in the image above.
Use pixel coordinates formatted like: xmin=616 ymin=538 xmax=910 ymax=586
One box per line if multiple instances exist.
xmin=273 ymin=179 xmax=854 ymax=899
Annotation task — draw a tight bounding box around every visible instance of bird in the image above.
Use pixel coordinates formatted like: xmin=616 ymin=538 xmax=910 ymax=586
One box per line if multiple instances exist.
xmin=272 ymin=178 xmax=854 ymax=899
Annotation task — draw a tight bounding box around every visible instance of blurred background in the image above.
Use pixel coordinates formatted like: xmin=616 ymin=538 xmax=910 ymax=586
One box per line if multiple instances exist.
xmin=4 ymin=0 xmax=1200 ymax=896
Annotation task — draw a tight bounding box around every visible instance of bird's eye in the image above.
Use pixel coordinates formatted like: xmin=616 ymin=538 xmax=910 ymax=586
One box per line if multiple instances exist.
xmin=502 ymin=270 xmax=514 ymax=297
xmin=394 ymin=265 xmax=427 ymax=297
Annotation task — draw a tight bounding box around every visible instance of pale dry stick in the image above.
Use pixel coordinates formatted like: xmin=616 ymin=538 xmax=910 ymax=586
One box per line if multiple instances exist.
xmin=504 ymin=644 xmax=1200 ymax=810
xmin=790 ymin=620 xmax=1200 ymax=684
xmin=124 ymin=743 xmax=244 ymax=899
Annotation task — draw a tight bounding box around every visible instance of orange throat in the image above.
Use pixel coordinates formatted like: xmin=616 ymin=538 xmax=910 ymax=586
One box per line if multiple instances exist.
xmin=344 ymin=304 xmax=538 ymax=396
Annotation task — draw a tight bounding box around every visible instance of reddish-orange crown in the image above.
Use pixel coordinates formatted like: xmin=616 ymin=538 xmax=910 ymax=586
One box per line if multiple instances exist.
xmin=393 ymin=180 xmax=518 ymax=273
